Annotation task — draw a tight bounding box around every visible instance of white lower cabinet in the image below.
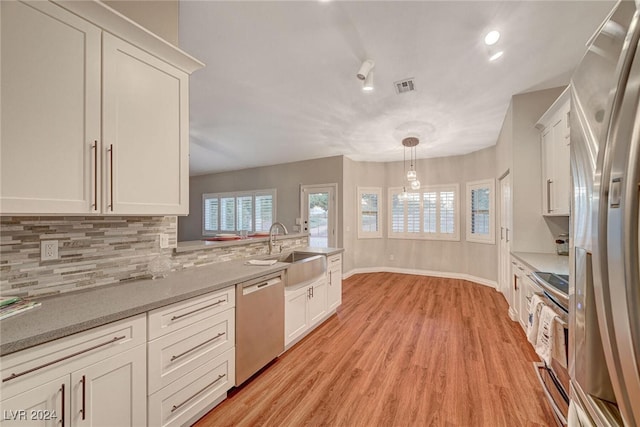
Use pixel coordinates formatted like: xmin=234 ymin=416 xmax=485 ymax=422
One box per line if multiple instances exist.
xmin=327 ymin=254 xmax=342 ymax=312
xmin=147 ymin=348 xmax=234 ymax=427
xmin=285 ymin=275 xmax=327 ymax=347
xmin=0 ymin=315 xmax=146 ymax=427
xmin=70 ymin=346 xmax=146 ymax=427
xmin=1 ymin=375 xmax=70 ymax=427
xmin=147 ymin=287 xmax=236 ymax=426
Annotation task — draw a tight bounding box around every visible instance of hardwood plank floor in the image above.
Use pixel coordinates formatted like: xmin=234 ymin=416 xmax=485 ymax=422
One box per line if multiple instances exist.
xmin=194 ymin=273 xmax=556 ymax=427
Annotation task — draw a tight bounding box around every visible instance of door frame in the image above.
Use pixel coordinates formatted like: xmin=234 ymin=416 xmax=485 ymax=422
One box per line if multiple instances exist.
xmin=300 ymin=183 xmax=338 ymax=248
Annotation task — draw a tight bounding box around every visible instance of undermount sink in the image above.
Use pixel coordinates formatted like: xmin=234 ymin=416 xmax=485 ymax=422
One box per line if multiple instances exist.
xmin=266 ymin=251 xmax=326 ymax=286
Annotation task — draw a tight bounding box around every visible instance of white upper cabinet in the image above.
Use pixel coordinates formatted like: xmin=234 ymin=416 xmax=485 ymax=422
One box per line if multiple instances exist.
xmin=102 ymin=34 xmax=189 ymax=215
xmin=0 ymin=0 xmax=203 ymax=216
xmin=537 ymin=88 xmax=571 ymax=216
xmin=0 ymin=1 xmax=101 ymax=214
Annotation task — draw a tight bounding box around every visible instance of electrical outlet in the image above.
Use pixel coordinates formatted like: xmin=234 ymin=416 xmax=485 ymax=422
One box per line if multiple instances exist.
xmin=159 ymin=233 xmax=169 ymax=249
xmin=389 ymin=254 xmax=395 ymax=261
xmin=41 ymin=240 xmax=59 ymax=261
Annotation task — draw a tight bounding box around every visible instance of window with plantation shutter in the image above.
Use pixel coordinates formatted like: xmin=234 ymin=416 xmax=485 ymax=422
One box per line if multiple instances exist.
xmin=357 ymin=187 xmax=382 ymax=238
xmin=255 ymin=194 xmax=274 ymax=232
xmin=388 ymin=184 xmax=459 ymax=241
xmin=466 ymin=179 xmax=495 ymax=244
xmin=203 ymin=198 xmax=219 ymax=232
xmin=202 ymin=189 xmax=276 ymax=235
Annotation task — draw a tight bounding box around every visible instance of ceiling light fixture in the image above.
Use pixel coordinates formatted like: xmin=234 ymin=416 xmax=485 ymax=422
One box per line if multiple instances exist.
xmin=484 ymin=30 xmax=500 ymax=46
xmin=363 ymin=71 xmax=374 ymax=91
xmin=402 ymin=136 xmax=420 ymax=191
xmin=489 ymin=50 xmax=504 ymax=61
xmin=357 ymin=59 xmax=375 ymax=91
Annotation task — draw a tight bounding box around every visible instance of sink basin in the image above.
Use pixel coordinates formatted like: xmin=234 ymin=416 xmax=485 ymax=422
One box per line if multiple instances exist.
xmin=266 ymin=251 xmax=326 ymax=286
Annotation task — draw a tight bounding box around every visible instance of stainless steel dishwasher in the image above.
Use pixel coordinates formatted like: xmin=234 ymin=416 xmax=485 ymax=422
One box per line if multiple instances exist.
xmin=235 ymin=271 xmax=284 ymax=386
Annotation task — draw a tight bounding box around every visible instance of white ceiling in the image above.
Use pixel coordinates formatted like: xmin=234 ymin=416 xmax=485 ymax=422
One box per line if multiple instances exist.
xmin=179 ymin=1 xmax=615 ymax=176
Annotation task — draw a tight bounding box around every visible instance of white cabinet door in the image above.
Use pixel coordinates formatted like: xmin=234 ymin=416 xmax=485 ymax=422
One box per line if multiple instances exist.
xmin=539 ymin=92 xmax=570 ymax=216
xmin=326 ymin=255 xmax=342 ymax=312
xmin=285 ymin=286 xmax=308 ymax=346
xmin=553 ymin=105 xmax=571 ymax=215
xmin=308 ymin=278 xmax=327 ymax=326
xmin=72 ymin=346 xmax=146 ymax=427
xmin=102 ymin=33 xmax=189 ymax=215
xmin=519 ymin=275 xmax=531 ymax=329
xmin=0 ymin=0 xmax=101 ymax=214
xmin=0 ymin=375 xmax=70 ymax=427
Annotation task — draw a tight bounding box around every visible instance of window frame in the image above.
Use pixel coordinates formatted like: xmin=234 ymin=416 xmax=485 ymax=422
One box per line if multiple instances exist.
xmin=466 ymin=179 xmax=495 ymax=244
xmin=357 ymin=187 xmax=383 ymax=239
xmin=202 ymin=189 xmax=277 ymax=235
xmin=387 ymin=184 xmax=460 ymax=241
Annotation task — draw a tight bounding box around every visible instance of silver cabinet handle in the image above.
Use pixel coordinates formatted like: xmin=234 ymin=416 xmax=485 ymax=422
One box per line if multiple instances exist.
xmin=170 ymin=332 xmax=225 ymax=362
xmin=80 ymin=375 xmax=86 ymax=420
xmin=171 ymin=374 xmax=225 ymax=413
xmin=92 ymin=141 xmax=98 ymax=210
xmin=547 ymin=179 xmax=553 ymax=213
xmin=60 ymin=384 xmax=65 ymax=427
xmin=170 ymin=299 xmax=226 ymax=321
xmin=506 ymin=228 xmax=510 ymax=243
xmin=2 ymin=336 xmax=126 ymax=382
xmin=107 ymin=144 xmax=114 ymax=211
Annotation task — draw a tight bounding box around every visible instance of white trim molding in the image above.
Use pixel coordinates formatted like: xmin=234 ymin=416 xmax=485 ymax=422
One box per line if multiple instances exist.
xmin=342 ymin=267 xmax=498 ymax=289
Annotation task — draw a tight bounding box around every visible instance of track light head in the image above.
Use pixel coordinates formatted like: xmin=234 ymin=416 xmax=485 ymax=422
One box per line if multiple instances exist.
xmin=356 ymin=59 xmax=375 ymax=80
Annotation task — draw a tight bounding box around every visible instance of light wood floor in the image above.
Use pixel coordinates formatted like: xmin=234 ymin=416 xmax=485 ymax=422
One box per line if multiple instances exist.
xmin=195 ymin=273 xmax=556 ymax=427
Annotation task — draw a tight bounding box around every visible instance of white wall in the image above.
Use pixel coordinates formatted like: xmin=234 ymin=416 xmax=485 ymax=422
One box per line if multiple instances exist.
xmin=343 ymin=146 xmax=498 ymax=284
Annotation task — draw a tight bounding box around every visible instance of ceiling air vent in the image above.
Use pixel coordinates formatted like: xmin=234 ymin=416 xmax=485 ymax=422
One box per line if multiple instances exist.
xmin=394 ymin=78 xmax=416 ymax=94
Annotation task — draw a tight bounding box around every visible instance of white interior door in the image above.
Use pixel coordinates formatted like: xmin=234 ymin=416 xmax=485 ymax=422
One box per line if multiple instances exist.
xmin=301 ymin=184 xmax=337 ymax=248
xmin=499 ymin=173 xmax=512 ymax=297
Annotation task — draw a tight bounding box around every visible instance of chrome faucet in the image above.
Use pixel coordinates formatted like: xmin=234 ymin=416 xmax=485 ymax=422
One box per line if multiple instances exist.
xmin=268 ymin=222 xmax=288 ymax=254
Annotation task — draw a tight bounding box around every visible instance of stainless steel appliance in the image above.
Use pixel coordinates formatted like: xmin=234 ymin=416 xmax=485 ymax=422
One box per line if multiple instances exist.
xmin=235 ymin=271 xmax=284 ymax=386
xmin=530 ymin=271 xmax=570 ymax=425
xmin=570 ymin=1 xmax=640 ymax=425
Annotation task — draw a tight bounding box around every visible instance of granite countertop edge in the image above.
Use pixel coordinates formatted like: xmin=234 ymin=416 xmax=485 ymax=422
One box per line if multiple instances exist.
xmin=0 ymin=246 xmax=342 ymax=356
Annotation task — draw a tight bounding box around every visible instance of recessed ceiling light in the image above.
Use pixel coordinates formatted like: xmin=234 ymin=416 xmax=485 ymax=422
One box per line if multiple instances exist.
xmin=489 ymin=51 xmax=504 ymax=61
xmin=484 ymin=30 xmax=500 ymax=46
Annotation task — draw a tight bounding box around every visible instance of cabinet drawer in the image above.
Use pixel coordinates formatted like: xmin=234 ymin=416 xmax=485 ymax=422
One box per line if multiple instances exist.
xmin=1 ymin=315 xmax=146 ymax=400
xmin=148 ymin=308 xmax=235 ymax=394
xmin=327 ymin=254 xmax=342 ymax=266
xmin=148 ymin=348 xmax=235 ymax=427
xmin=148 ymin=287 xmax=235 ymax=340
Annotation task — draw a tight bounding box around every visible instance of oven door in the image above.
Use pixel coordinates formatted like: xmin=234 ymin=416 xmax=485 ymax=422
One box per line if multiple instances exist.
xmin=536 ymin=362 xmax=569 ymax=426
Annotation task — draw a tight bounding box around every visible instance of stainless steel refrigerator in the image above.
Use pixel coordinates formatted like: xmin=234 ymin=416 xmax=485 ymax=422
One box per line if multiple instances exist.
xmin=570 ymin=0 xmax=640 ymax=426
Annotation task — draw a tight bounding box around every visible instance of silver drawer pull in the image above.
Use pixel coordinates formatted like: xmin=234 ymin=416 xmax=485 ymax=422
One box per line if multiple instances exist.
xmin=171 ymin=374 xmax=226 ymax=413
xmin=171 ymin=299 xmax=226 ymax=321
xmin=170 ymin=332 xmax=226 ymax=362
xmin=2 ymin=336 xmax=126 ymax=383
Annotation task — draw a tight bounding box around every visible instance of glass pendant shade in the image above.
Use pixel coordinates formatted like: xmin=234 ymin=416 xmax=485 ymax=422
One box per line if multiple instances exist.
xmin=410 ymin=179 xmax=421 ymax=190
xmin=406 ymin=169 xmax=417 ymax=181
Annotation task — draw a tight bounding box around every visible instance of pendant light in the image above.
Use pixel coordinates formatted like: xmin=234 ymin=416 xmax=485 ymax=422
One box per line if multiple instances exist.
xmin=402 ymin=137 xmax=421 ymax=190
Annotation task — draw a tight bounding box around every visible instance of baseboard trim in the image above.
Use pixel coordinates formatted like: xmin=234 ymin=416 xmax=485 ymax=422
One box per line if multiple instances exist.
xmin=342 ymin=267 xmax=497 ymax=289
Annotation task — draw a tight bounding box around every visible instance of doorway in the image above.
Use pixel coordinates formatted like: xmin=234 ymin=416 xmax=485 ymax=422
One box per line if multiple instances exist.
xmin=301 ymin=184 xmax=337 ymax=248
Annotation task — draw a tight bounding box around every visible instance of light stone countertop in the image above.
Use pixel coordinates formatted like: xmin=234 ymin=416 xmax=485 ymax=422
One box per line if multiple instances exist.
xmin=175 ymin=232 xmax=309 ymax=253
xmin=511 ymin=251 xmax=570 ymax=276
xmin=0 ymin=246 xmax=343 ymax=356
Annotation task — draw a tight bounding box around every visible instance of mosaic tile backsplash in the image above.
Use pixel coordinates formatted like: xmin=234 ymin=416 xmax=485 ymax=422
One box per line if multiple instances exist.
xmin=0 ymin=216 xmax=308 ymax=298
xmin=0 ymin=216 xmax=178 ymax=297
